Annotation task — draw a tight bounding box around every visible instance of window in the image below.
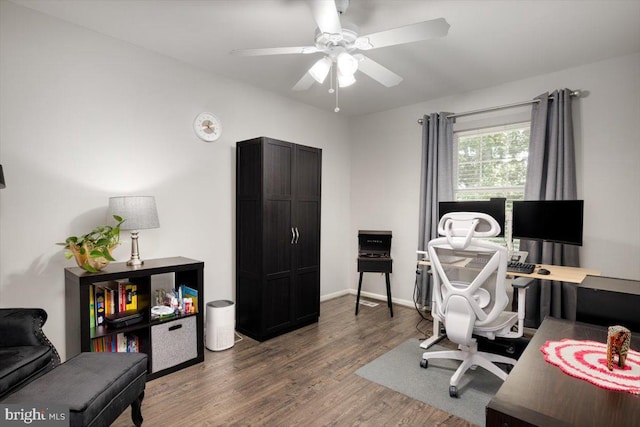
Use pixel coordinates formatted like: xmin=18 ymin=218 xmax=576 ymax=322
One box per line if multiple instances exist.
xmin=453 ymin=122 xmax=530 ymax=246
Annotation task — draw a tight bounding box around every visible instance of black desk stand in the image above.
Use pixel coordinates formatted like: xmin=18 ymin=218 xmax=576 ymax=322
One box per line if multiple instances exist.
xmin=355 ymin=257 xmax=393 ymax=317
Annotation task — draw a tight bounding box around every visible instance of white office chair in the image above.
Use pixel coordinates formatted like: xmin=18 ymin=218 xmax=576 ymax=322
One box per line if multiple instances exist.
xmin=421 ymin=212 xmax=529 ymax=397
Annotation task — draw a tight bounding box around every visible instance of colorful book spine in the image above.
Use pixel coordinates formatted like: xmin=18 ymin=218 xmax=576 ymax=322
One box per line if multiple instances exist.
xmin=109 ymin=288 xmax=116 ymax=316
xmin=91 ymin=333 xmax=139 ymax=353
xmin=89 ymin=285 xmax=95 ymax=329
xmin=180 ymin=284 xmax=199 ymax=313
xmin=95 ymin=287 xmax=105 ymax=326
xmin=125 ymin=283 xmax=137 ymax=310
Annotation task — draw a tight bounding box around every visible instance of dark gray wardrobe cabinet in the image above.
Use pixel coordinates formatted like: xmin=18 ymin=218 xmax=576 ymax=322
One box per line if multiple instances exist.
xmin=236 ymin=137 xmax=322 ymax=341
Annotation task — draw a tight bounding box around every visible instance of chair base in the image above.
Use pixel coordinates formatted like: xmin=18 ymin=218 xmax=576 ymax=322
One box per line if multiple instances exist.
xmin=421 ymin=341 xmax=515 ymax=393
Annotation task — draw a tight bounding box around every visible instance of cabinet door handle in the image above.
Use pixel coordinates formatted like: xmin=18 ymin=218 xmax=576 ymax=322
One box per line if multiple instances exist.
xmin=295 ymin=227 xmax=300 ymax=244
xmin=168 ymin=324 xmax=183 ymax=331
xmin=291 ymin=227 xmax=295 ymax=244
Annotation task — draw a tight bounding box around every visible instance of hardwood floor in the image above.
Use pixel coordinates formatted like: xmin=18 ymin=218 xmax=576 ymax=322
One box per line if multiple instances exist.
xmin=113 ymin=295 xmax=475 ymax=426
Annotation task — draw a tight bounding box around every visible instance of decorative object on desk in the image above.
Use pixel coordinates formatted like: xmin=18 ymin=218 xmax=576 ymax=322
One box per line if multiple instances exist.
xmin=607 ymin=325 xmax=631 ymax=371
xmin=107 ymin=196 xmax=159 ymax=267
xmin=57 ymin=215 xmax=125 ymax=272
xmin=541 ymin=339 xmax=640 ymax=395
xmin=0 ymin=164 xmax=5 ymax=188
xmin=356 ymin=339 xmax=502 ymax=427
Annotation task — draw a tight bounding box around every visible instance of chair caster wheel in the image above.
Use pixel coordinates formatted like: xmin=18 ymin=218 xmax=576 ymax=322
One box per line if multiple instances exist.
xmin=449 ymin=386 xmax=458 ymax=398
xmin=420 ymin=359 xmax=428 ymax=369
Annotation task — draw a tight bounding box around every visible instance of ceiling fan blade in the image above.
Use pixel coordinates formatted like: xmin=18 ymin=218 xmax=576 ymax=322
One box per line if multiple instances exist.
xmin=292 ymin=72 xmax=316 ymax=91
xmin=356 ymin=18 xmax=450 ymax=50
xmin=355 ymin=55 xmax=403 ymax=87
xmin=308 ymin=0 xmax=343 ymax=37
xmin=231 ymin=46 xmax=319 ymax=56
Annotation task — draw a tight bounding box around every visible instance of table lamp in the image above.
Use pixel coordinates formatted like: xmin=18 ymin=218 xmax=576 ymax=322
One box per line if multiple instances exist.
xmin=107 ymin=196 xmax=159 ymax=266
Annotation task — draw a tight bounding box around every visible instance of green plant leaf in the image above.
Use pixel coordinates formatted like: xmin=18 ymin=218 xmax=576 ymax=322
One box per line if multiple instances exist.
xmin=89 ymin=249 xmax=104 ymax=258
xmin=102 ymin=249 xmax=116 ymax=262
xmin=95 ymin=238 xmax=110 ymax=247
xmin=82 ymin=263 xmax=99 ymax=273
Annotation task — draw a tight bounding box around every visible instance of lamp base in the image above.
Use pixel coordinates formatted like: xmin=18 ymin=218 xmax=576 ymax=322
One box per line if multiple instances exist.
xmin=127 ymin=230 xmax=144 ymax=267
xmin=126 ymin=258 xmax=144 ymax=267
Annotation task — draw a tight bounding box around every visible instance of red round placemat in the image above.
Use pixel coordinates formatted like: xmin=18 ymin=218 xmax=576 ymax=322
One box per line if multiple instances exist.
xmin=540 ymin=339 xmax=640 ymax=394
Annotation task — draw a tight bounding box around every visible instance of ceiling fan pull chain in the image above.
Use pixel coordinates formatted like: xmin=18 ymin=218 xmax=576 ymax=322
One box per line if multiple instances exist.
xmin=335 ymin=72 xmax=340 ymax=113
xmin=328 ymin=62 xmax=335 ymax=94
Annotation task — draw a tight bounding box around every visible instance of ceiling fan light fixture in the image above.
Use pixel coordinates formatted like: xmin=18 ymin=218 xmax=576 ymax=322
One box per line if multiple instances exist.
xmin=336 ymin=52 xmax=358 ymax=76
xmin=338 ymin=72 xmax=356 ymax=88
xmin=309 ymin=57 xmax=332 ymax=84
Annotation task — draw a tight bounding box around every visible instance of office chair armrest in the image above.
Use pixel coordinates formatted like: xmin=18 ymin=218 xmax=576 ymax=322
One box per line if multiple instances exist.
xmin=500 ymin=277 xmax=534 ymax=339
xmin=511 ymin=277 xmax=534 ymax=289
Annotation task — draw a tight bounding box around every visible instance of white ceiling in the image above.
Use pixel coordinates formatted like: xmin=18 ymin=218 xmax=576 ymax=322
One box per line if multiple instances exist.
xmin=11 ymin=0 xmax=640 ymax=116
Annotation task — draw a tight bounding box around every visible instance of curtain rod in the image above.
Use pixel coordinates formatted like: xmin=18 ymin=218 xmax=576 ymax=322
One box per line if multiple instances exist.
xmin=417 ymin=90 xmax=581 ymax=125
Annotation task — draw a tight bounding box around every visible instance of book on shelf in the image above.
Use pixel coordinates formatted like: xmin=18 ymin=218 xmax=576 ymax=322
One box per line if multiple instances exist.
xmin=91 ymin=333 xmax=139 ymax=353
xmin=118 ymin=281 xmax=126 ymax=312
xmin=89 ymin=285 xmax=95 ymax=329
xmin=90 ymin=281 xmax=140 ymax=329
xmin=95 ymin=287 xmax=106 ymax=326
xmin=125 ymin=283 xmax=137 ymax=311
xmin=179 ymin=284 xmax=198 ymax=313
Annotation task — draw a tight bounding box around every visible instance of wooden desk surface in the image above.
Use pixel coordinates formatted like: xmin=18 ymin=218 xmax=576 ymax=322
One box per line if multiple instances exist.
xmin=417 ymin=259 xmax=600 ymax=284
xmin=486 ymin=318 xmax=640 ymax=427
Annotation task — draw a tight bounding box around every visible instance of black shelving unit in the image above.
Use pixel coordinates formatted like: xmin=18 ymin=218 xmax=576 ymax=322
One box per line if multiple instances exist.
xmin=64 ymin=256 xmax=204 ymax=380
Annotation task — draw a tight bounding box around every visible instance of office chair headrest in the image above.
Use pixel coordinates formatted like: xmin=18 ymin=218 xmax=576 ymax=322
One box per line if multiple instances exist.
xmin=438 ymin=212 xmax=501 ymax=250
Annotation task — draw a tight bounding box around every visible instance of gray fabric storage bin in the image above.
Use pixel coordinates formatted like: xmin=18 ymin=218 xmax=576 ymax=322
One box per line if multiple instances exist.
xmin=151 ymin=316 xmax=197 ymax=373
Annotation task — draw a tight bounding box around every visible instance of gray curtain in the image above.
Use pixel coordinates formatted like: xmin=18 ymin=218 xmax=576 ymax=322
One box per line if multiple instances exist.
xmin=417 ymin=113 xmax=454 ymax=307
xmin=521 ymin=89 xmax=579 ymax=327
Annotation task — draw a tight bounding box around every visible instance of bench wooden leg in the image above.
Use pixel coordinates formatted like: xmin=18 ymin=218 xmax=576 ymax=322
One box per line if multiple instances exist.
xmin=131 ymin=390 xmax=144 ymax=427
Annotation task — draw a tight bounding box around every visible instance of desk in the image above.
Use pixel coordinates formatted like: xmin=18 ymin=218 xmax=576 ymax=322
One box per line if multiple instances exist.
xmin=417 ymin=258 xmax=601 ymax=349
xmin=486 ymin=318 xmax=640 ymax=427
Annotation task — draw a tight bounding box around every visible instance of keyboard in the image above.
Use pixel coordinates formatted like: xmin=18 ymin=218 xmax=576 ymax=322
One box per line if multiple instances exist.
xmin=466 ymin=257 xmax=536 ymax=274
xmin=507 ymin=262 xmax=536 ymax=274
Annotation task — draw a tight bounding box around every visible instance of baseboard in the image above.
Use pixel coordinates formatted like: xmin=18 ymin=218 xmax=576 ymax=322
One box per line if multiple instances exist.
xmin=320 ymin=289 xmax=351 ymax=302
xmin=320 ymin=288 xmax=416 ymax=309
xmin=346 ymin=289 xmax=415 ymax=309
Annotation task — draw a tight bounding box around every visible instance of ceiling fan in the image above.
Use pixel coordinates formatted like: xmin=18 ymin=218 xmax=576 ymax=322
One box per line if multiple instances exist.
xmin=231 ymin=0 xmax=450 ymax=112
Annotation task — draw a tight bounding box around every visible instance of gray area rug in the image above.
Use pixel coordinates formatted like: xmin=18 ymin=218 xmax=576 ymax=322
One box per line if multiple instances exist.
xmin=355 ymin=339 xmax=504 ymax=427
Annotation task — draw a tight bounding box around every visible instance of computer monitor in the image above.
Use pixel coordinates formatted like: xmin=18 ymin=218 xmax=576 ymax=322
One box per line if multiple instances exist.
xmin=512 ymin=200 xmax=584 ymax=246
xmin=438 ymin=199 xmax=506 ymax=237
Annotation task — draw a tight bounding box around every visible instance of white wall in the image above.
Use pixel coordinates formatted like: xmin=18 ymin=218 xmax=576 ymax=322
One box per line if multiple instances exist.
xmin=349 ymin=53 xmax=640 ymax=305
xmin=0 ymin=2 xmax=352 ymax=359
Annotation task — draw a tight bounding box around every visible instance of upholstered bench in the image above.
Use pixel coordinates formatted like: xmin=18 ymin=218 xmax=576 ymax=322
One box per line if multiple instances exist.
xmin=3 ymin=352 xmax=147 ymax=427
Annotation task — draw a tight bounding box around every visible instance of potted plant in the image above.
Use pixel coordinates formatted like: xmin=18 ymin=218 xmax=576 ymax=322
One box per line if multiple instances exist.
xmin=58 ymin=215 xmax=125 ymax=272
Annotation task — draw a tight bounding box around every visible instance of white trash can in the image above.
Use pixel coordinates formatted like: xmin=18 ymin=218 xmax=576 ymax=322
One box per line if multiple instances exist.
xmin=205 ymin=300 xmax=235 ymax=351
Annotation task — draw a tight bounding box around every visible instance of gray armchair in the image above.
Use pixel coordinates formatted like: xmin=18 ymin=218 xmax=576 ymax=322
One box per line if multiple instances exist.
xmin=0 ymin=308 xmax=61 ymax=400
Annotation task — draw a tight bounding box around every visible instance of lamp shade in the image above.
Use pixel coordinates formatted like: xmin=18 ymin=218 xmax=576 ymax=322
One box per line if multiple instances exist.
xmin=107 ymin=196 xmax=159 ymax=230
xmin=338 ymin=72 xmax=356 ymax=88
xmin=337 ymin=52 xmax=358 ymax=76
xmin=0 ymin=165 xmax=5 ymax=189
xmin=309 ymin=57 xmax=332 ymax=84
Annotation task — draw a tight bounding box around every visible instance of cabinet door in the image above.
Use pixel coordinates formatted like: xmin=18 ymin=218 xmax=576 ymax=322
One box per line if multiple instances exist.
xmin=293 ymin=145 xmax=321 ymax=322
xmin=263 ymin=139 xmax=294 ymax=332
